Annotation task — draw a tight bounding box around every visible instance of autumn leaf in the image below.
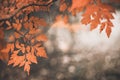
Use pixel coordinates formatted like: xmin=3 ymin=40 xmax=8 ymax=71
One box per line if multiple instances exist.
xmin=26 ymin=46 xmax=31 ymax=53
xmin=0 ymin=0 xmax=117 ymax=75
xmin=70 ymin=0 xmax=91 ymax=13
xmin=14 ymin=32 xmax=21 ymax=39
xmin=29 ymin=28 xmax=38 ymax=34
xmin=13 ymin=23 xmax=22 ymax=31
xmin=24 ymin=22 xmax=33 ymax=29
xmin=8 ymin=35 xmax=15 ymax=42
xmin=90 ymin=19 xmax=100 ymax=30
xmin=36 ymin=47 xmax=47 ymax=58
xmin=81 ymin=2 xmax=114 ymax=36
xmin=106 ymin=26 xmax=112 ymax=38
xmin=6 ymin=21 xmax=11 ymax=26
xmin=8 ymin=50 xmax=19 ymax=65
xmin=100 ymin=23 xmax=105 ymax=33
xmin=19 ymin=60 xmax=25 ymax=67
xmin=60 ymin=3 xmax=67 ymax=12
xmin=81 ymin=16 xmax=91 ymax=25
xmin=36 ymin=34 xmax=47 ymax=42
xmin=0 ymin=43 xmax=14 ymax=62
xmin=13 ymin=56 xmax=25 ymax=67
xmin=24 ymin=61 xmax=31 ymax=75
xmin=15 ymin=41 xmax=25 ymax=53
xmin=26 ymin=53 xmax=37 ymax=64
xmin=38 ymin=19 xmax=47 ymax=27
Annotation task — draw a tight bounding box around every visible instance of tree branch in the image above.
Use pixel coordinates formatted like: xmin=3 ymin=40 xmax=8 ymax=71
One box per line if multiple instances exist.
xmin=0 ymin=0 xmax=58 ymax=21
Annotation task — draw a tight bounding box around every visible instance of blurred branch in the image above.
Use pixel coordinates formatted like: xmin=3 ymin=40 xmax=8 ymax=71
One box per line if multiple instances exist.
xmin=0 ymin=0 xmax=58 ymax=21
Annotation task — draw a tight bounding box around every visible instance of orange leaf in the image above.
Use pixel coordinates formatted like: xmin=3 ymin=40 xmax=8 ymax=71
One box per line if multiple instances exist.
xmin=36 ymin=47 xmax=47 ymax=58
xmin=13 ymin=23 xmax=22 ymax=31
xmin=14 ymin=32 xmax=21 ymax=39
xmin=100 ymin=23 xmax=105 ymax=33
xmin=81 ymin=16 xmax=91 ymax=25
xmin=24 ymin=61 xmax=31 ymax=75
xmin=90 ymin=19 xmax=100 ymax=30
xmin=26 ymin=53 xmax=37 ymax=64
xmin=24 ymin=22 xmax=33 ymax=29
xmin=26 ymin=46 xmax=31 ymax=53
xmin=15 ymin=41 xmax=21 ymax=49
xmin=63 ymin=15 xmax=69 ymax=24
xmin=70 ymin=0 xmax=91 ymax=11
xmin=0 ymin=44 xmax=14 ymax=61
xmin=36 ymin=34 xmax=47 ymax=42
xmin=6 ymin=21 xmax=11 ymax=26
xmin=106 ymin=26 xmax=111 ymax=38
xmin=8 ymin=35 xmax=15 ymax=42
xmin=21 ymin=47 xmax=25 ymax=53
xmin=60 ymin=3 xmax=67 ymax=12
xmin=39 ymin=19 xmax=47 ymax=26
xmin=28 ymin=28 xmax=40 ymax=34
xmin=19 ymin=60 xmax=25 ymax=67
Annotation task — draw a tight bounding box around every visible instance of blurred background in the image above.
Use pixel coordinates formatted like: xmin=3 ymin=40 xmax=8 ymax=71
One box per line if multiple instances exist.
xmin=0 ymin=1 xmax=120 ymax=80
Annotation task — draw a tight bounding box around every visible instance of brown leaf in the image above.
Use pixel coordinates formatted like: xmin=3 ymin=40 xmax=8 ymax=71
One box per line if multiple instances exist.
xmin=100 ymin=23 xmax=106 ymax=33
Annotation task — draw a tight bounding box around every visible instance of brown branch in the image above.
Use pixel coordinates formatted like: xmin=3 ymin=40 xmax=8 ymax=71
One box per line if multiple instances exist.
xmin=0 ymin=0 xmax=58 ymax=21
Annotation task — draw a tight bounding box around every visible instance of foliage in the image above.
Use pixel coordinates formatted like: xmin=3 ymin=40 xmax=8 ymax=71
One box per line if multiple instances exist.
xmin=0 ymin=0 xmax=118 ymax=75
